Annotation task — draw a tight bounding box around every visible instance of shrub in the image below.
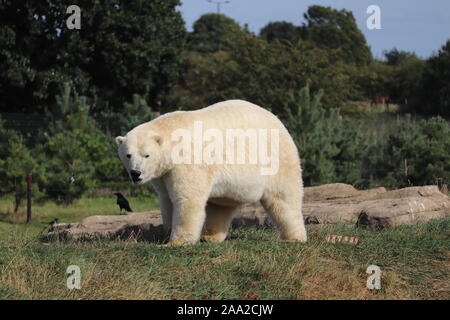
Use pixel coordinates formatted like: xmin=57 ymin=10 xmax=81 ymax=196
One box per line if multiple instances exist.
xmin=37 ymin=83 xmax=125 ymax=203
xmin=0 ymin=121 xmax=41 ymax=212
xmin=37 ymin=132 xmax=94 ymax=204
xmin=367 ymin=116 xmax=450 ymax=188
xmin=283 ymin=85 xmax=366 ymax=186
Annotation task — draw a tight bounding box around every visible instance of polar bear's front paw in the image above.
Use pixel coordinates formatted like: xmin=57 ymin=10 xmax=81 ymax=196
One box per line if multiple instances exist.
xmin=200 ymin=232 xmax=227 ymax=243
xmin=281 ymin=230 xmax=307 ymax=243
xmin=167 ymin=238 xmax=197 ymax=246
xmin=283 ymin=237 xmax=307 ymax=243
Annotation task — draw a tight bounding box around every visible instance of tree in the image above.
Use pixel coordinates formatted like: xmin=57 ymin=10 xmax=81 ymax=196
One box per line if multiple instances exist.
xmin=187 ymin=13 xmax=243 ymax=53
xmin=383 ymin=48 xmax=418 ymax=66
xmin=283 ymin=84 xmax=366 ymax=186
xmin=0 ymin=0 xmax=186 ymax=114
xmin=37 ymin=83 xmax=123 ymax=203
xmin=178 ymin=31 xmax=358 ymax=113
xmin=64 ymin=0 xmax=186 ymax=113
xmin=416 ymin=40 xmax=450 ymax=117
xmin=353 ymin=60 xmax=393 ymax=100
xmin=390 ymin=59 xmax=424 ymax=104
xmin=367 ymin=116 xmax=450 ymax=188
xmin=333 ymin=120 xmax=367 ymax=185
xmin=302 ymin=5 xmax=372 ymax=65
xmin=111 ymin=94 xmax=155 ymax=136
xmin=0 ymin=121 xmax=40 ymax=212
xmin=38 ymin=132 xmax=95 ymax=204
xmin=259 ymin=21 xmax=301 ymax=45
xmin=0 ymin=1 xmax=70 ymax=114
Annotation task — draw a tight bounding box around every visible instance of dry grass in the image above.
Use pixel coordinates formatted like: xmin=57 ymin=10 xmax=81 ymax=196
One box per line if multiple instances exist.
xmin=0 ymin=197 xmax=449 ymax=300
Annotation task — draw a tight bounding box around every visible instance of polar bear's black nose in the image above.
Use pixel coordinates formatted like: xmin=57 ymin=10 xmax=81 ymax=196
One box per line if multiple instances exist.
xmin=130 ymin=170 xmax=142 ymax=182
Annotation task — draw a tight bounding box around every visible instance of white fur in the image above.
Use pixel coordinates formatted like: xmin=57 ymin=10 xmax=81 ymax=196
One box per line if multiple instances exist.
xmin=116 ymin=100 xmax=307 ymax=245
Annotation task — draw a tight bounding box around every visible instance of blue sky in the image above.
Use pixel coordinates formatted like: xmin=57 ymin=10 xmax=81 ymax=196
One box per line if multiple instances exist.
xmin=178 ymin=0 xmax=450 ymax=59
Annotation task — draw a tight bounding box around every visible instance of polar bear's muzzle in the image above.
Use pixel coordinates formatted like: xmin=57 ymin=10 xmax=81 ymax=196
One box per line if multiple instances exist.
xmin=130 ymin=169 xmax=143 ymax=183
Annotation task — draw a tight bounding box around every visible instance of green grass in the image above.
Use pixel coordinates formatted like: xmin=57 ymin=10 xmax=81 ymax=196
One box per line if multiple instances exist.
xmin=0 ymin=196 xmax=449 ymax=300
xmin=0 ymin=195 xmax=159 ymax=225
xmin=342 ymin=101 xmax=401 ymax=116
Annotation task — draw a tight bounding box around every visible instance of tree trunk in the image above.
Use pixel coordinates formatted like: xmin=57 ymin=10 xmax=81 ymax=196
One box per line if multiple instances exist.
xmin=14 ymin=195 xmax=21 ymax=213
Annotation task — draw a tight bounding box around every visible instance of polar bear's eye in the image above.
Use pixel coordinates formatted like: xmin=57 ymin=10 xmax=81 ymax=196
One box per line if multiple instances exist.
xmin=145 ymin=155 xmax=150 ymax=158
xmin=126 ymin=154 xmax=131 ymax=159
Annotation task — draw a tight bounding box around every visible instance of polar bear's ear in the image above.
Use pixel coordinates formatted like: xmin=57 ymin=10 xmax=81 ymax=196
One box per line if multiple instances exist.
xmin=154 ymin=135 xmax=163 ymax=146
xmin=115 ymin=136 xmax=125 ymax=146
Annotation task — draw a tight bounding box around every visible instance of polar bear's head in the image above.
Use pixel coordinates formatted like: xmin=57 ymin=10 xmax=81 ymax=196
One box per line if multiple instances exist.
xmin=115 ymin=128 xmax=165 ymax=184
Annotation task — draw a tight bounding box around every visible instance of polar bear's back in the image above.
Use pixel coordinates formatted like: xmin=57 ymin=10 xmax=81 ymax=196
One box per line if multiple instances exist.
xmin=152 ymin=100 xmax=291 ymax=138
xmin=148 ymin=100 xmax=299 ymax=164
xmin=197 ymin=100 xmax=284 ymax=128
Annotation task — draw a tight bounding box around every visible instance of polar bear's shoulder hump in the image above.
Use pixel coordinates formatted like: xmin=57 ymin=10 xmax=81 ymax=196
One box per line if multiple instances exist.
xmin=204 ymin=99 xmax=264 ymax=112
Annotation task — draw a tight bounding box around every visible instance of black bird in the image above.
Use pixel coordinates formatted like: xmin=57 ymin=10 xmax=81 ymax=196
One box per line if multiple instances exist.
xmin=46 ymin=218 xmax=59 ymax=226
xmin=45 ymin=218 xmax=59 ymax=232
xmin=114 ymin=193 xmax=133 ymax=214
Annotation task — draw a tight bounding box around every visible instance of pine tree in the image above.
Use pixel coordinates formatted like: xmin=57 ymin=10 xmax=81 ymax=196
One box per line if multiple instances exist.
xmin=367 ymin=116 xmax=450 ymax=188
xmin=283 ymin=84 xmax=366 ymax=186
xmin=38 ymin=83 xmax=122 ymax=203
xmin=0 ymin=120 xmax=39 ymax=212
xmin=116 ymin=94 xmax=155 ymax=135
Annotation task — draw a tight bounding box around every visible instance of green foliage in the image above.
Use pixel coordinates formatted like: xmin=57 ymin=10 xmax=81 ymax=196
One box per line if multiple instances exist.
xmin=283 ymin=85 xmax=366 ymax=186
xmin=38 ymin=132 xmax=95 ymax=204
xmin=46 ymin=83 xmax=92 ymax=135
xmin=383 ymin=48 xmax=419 ymax=66
xmin=390 ymin=57 xmax=424 ymax=103
xmin=177 ymin=6 xmax=378 ymax=112
xmin=348 ymin=49 xmax=425 ymax=105
xmin=105 ymin=94 xmax=155 ymax=136
xmin=37 ymin=84 xmax=124 ymax=204
xmin=0 ymin=1 xmax=70 ymax=113
xmin=187 ymin=14 xmax=244 ymax=53
xmin=367 ymin=116 xmax=450 ymax=188
xmin=76 ymin=131 xmax=123 ymax=184
xmin=333 ymin=121 xmax=368 ymax=185
xmin=259 ymin=21 xmax=302 ymax=45
xmin=0 ymin=0 xmax=185 ymax=114
xmin=179 ymin=31 xmax=357 ymax=113
xmin=381 ymin=49 xmax=425 ymax=103
xmin=302 ymin=6 xmax=372 ymax=66
xmin=352 ymin=60 xmax=393 ymax=99
xmin=416 ymin=40 xmax=450 ymax=117
xmin=0 ymin=121 xmax=40 ymax=212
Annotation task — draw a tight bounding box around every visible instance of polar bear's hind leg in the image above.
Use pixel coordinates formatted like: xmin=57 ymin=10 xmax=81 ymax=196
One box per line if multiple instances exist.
xmin=261 ymin=193 xmax=307 ymax=242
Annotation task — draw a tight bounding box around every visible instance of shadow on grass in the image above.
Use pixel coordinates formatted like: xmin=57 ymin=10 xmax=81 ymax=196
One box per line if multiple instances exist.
xmin=39 ymin=223 xmax=170 ymax=244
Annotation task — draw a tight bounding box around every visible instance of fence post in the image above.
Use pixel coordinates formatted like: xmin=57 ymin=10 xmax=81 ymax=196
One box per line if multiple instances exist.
xmin=26 ymin=173 xmax=32 ymax=223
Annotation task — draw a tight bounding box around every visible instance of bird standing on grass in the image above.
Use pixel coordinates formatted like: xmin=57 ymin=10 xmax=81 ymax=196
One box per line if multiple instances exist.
xmin=114 ymin=193 xmax=133 ymax=215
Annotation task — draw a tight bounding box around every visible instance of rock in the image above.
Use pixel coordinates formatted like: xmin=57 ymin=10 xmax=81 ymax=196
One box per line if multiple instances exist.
xmin=303 ymin=183 xmax=387 ymax=202
xmin=45 ymin=184 xmax=450 ymax=242
xmin=304 ymin=185 xmax=450 ymax=228
xmin=47 ymin=211 xmax=166 ymax=242
xmin=303 ymin=183 xmax=360 ymax=201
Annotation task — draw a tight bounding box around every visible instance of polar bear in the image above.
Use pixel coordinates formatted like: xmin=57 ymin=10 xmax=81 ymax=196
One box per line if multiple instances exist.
xmin=115 ymin=100 xmax=307 ymax=245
